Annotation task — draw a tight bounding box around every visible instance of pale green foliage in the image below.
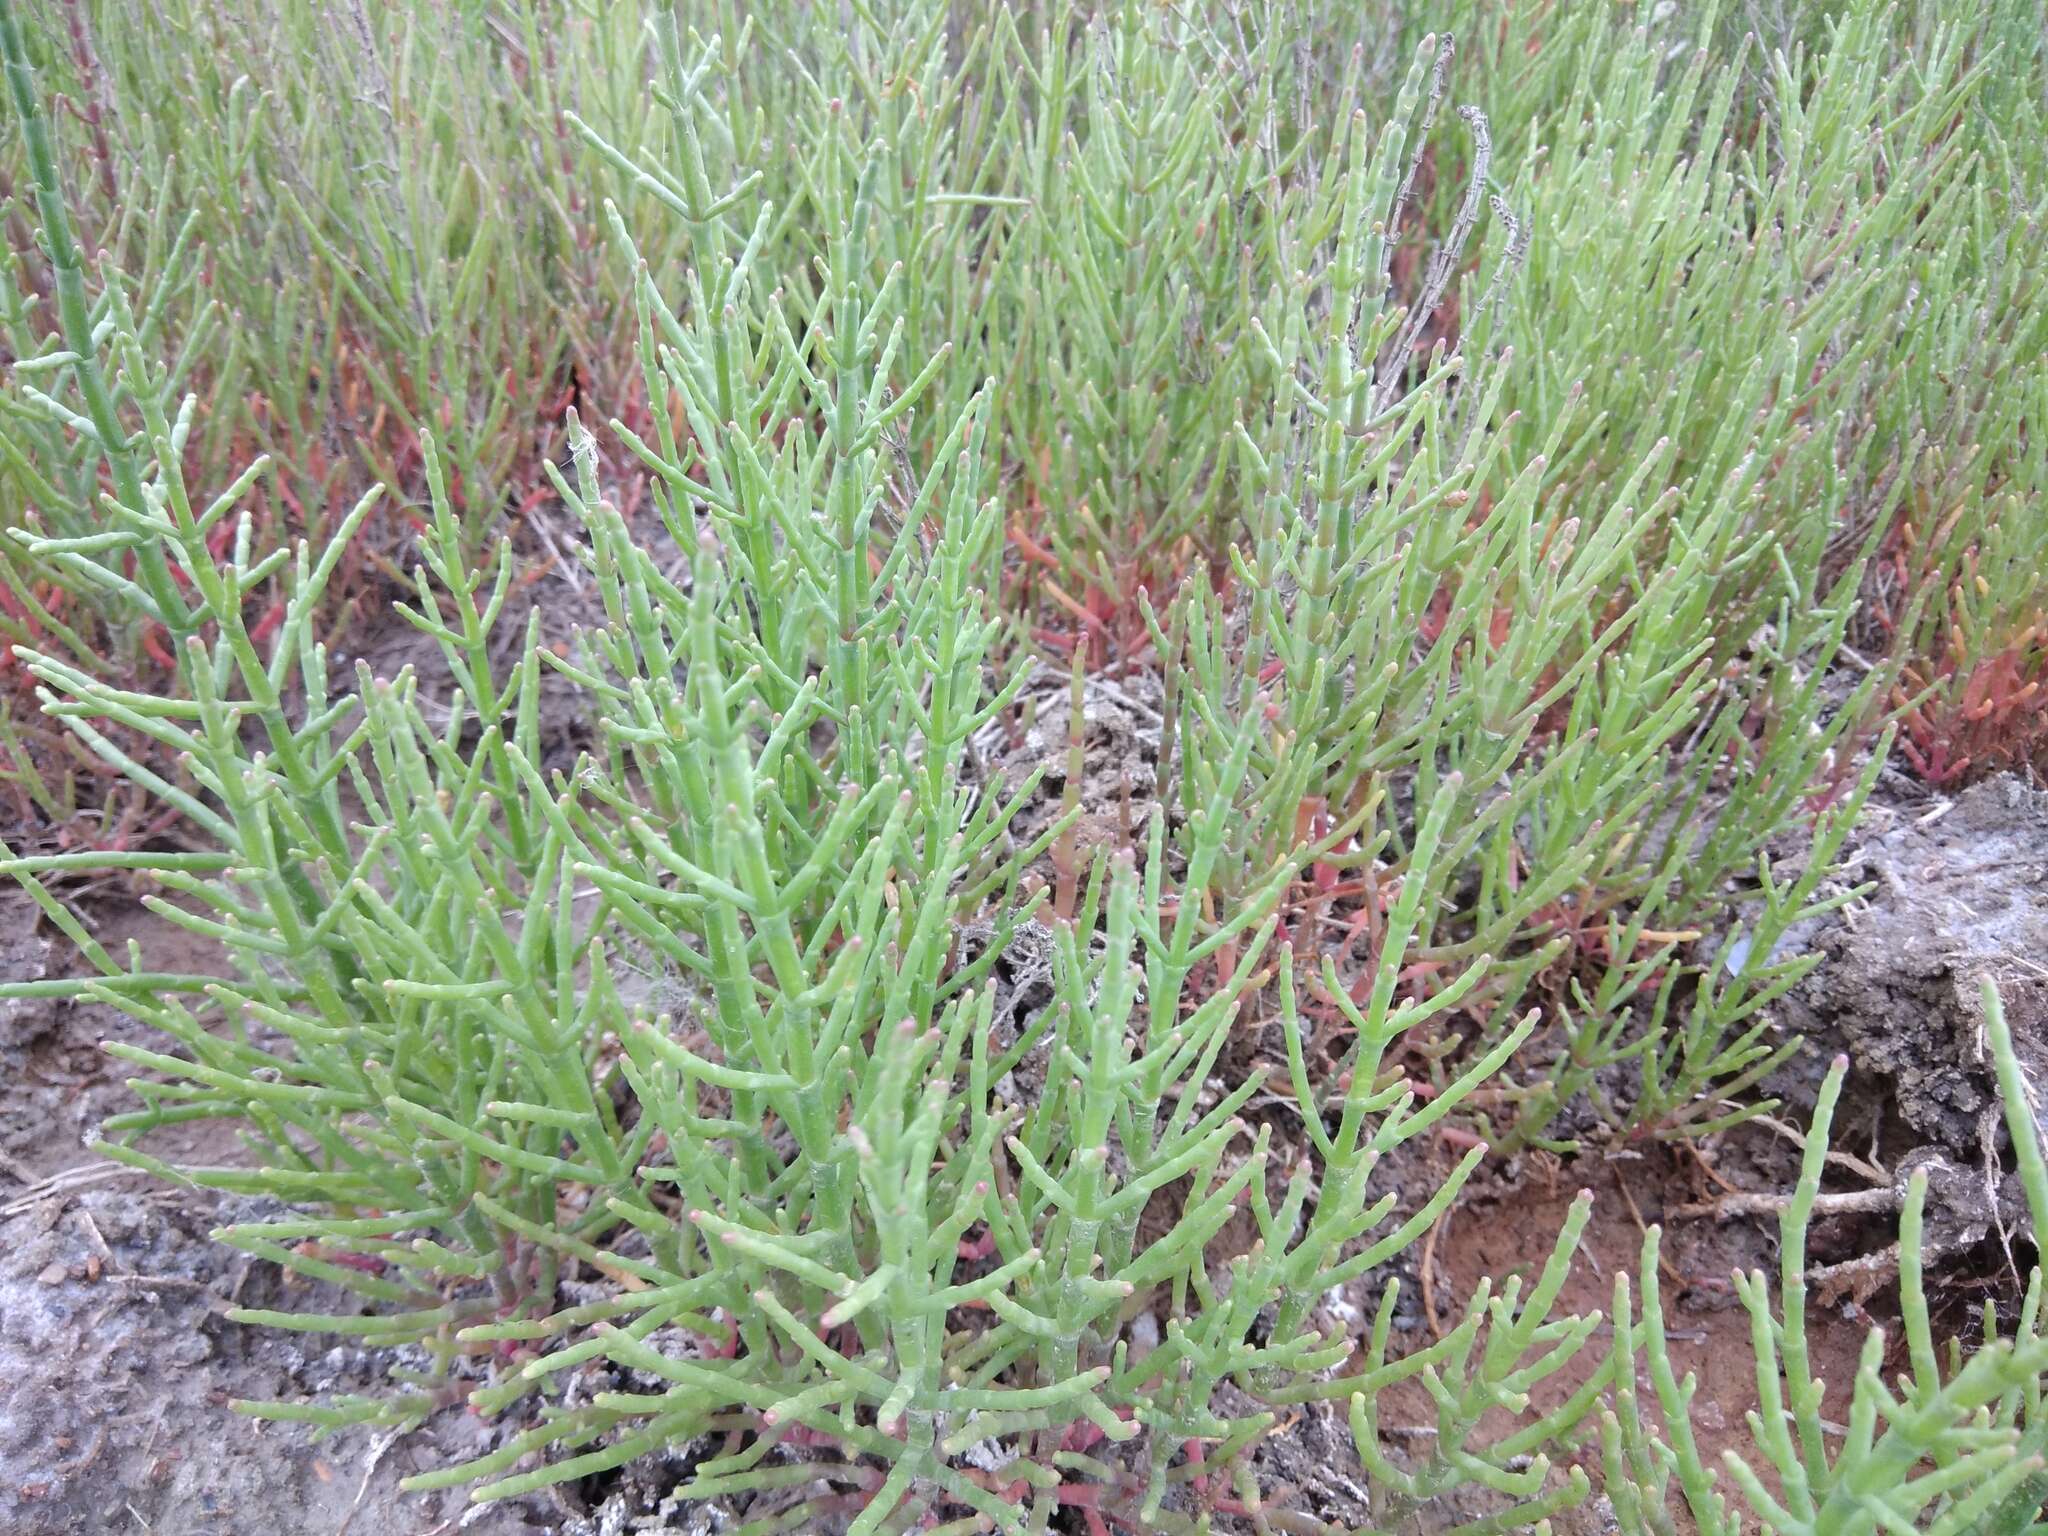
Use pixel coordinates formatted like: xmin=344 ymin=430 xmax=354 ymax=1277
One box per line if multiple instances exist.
xmin=2 ymin=0 xmax=2046 ymax=1530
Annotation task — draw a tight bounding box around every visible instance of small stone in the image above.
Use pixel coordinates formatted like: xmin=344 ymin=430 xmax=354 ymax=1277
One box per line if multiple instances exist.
xmin=37 ymin=1262 xmax=69 ymax=1285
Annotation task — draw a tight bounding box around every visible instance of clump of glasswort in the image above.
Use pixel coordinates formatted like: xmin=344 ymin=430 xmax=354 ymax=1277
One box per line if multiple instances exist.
xmin=3 ymin=0 xmax=2046 ymax=1529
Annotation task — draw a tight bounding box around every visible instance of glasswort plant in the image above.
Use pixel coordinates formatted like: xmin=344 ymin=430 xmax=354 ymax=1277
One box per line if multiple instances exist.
xmin=2 ymin=0 xmax=2045 ymax=1530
